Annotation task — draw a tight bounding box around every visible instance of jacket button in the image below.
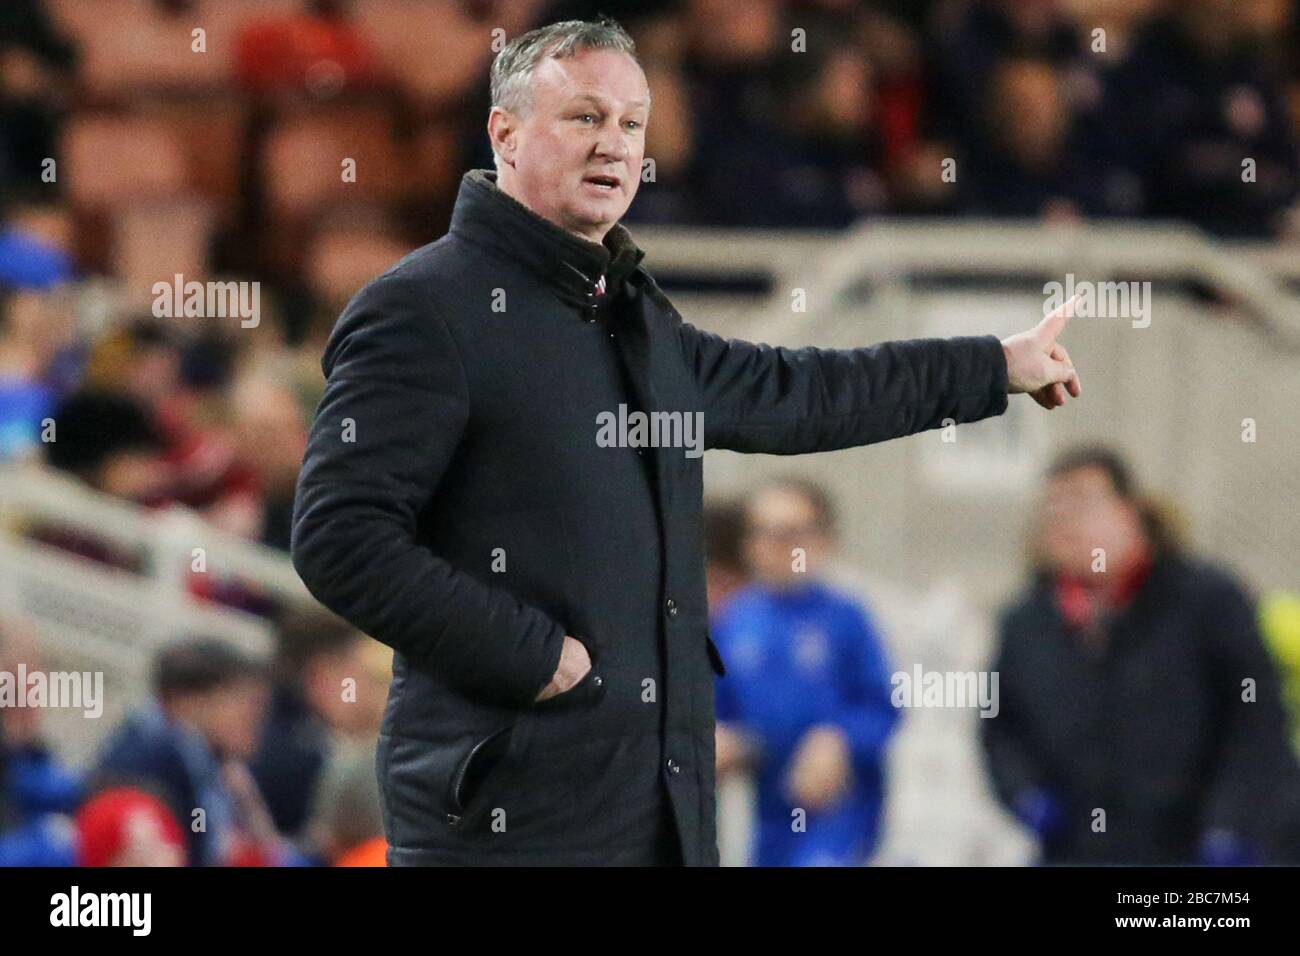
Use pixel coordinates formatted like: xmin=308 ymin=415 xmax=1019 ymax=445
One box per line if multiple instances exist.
xmin=666 ymin=758 xmax=681 ymax=775
xmin=592 ymin=674 xmax=603 ymax=687
xmin=446 ymin=812 xmax=461 ymax=825
xmin=666 ymin=598 xmax=678 ymax=617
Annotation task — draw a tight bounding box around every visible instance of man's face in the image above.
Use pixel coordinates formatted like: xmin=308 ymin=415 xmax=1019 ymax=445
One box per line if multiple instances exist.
xmin=744 ymin=488 xmax=831 ymax=588
xmin=1039 ymin=465 xmax=1142 ymax=576
xmin=490 ymin=48 xmax=649 ymax=242
xmin=184 ymin=679 xmax=269 ymax=760
xmin=305 ymin=638 xmax=392 ymax=736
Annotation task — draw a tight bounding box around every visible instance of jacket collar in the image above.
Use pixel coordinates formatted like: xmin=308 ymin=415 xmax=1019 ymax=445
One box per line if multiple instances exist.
xmin=448 ymin=169 xmax=646 ymax=307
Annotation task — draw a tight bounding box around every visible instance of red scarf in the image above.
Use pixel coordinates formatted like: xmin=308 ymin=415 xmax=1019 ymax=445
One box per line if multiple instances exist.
xmin=1053 ymin=541 xmax=1154 ymax=633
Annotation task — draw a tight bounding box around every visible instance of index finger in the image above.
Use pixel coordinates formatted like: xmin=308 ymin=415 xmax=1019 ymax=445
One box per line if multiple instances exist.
xmin=1038 ymin=292 xmax=1081 ymax=343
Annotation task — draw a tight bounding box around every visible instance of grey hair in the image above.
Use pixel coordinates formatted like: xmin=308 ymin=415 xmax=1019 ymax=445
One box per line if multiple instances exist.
xmin=490 ymin=18 xmax=644 ymax=117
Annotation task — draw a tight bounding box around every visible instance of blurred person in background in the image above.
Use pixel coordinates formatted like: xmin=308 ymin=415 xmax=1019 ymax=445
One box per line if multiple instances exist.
xmin=619 ymin=59 xmax=701 ymax=225
xmin=227 ymin=371 xmax=309 ymax=551
xmin=74 ymin=786 xmax=186 ymax=867
xmin=0 ymin=0 xmax=78 ymax=190
xmin=1260 ymin=591 xmax=1300 ymax=751
xmin=305 ymin=732 xmax=387 ymax=867
xmin=961 ymin=55 xmax=1097 ymax=220
xmin=703 ymin=498 xmax=749 ymax=620
xmin=0 ymin=282 xmax=76 ymax=459
xmin=1096 ymin=0 xmax=1300 ymax=237
xmin=712 ymin=478 xmax=899 ymax=866
xmin=250 ymin=604 xmax=388 ymax=844
xmin=75 ymin=315 xmax=306 ymax=551
xmin=41 ymin=389 xmax=171 ymax=505
xmin=235 ymin=0 xmax=377 ymax=97
xmin=0 ymin=197 xmax=76 ymax=292
xmin=27 ymin=388 xmax=169 ymax=574
xmin=0 ymin=616 xmax=81 ymax=866
xmin=983 ymin=445 xmax=1300 ymax=864
xmin=82 ymin=317 xmax=184 ymax=416
xmin=689 ymin=9 xmax=889 ymax=227
xmin=91 ymin=636 xmax=283 ymax=866
xmin=761 ymin=27 xmax=888 ymax=227
xmin=930 ymin=0 xmax=1084 ymax=160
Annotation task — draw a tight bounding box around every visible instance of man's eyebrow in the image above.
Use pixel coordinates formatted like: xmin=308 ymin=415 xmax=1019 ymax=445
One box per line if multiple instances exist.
xmin=566 ymin=93 xmax=649 ymax=110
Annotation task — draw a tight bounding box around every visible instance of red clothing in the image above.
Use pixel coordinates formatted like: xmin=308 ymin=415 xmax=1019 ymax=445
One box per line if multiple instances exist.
xmin=1053 ymin=541 xmax=1154 ymax=635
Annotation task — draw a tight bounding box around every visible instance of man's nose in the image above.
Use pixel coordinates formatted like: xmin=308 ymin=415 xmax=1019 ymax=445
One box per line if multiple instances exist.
xmin=593 ymin=132 xmax=629 ymax=162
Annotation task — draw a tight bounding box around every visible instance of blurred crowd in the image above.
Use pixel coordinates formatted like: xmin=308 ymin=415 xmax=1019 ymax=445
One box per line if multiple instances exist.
xmin=3 ymin=0 xmax=1300 ymax=237
xmin=0 ymin=605 xmax=391 ymax=866
xmin=2 ymin=0 xmax=1299 ymax=561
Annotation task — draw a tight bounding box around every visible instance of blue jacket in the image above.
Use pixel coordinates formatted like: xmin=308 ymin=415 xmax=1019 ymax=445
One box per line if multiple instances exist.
xmin=712 ymin=581 xmax=899 ymax=865
xmin=0 ymin=744 xmax=81 ymax=866
xmin=93 ymin=704 xmax=236 ymax=866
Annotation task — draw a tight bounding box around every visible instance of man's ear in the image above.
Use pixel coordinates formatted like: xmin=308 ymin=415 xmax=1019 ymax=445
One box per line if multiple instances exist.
xmin=487 ymin=106 xmax=517 ymax=168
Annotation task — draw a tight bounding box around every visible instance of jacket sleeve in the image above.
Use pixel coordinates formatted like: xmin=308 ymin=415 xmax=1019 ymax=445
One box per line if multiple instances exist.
xmin=290 ymin=272 xmax=565 ymax=711
xmin=676 ymin=324 xmax=1009 ymax=454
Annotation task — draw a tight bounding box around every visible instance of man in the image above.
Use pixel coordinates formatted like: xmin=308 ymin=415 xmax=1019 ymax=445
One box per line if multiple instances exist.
xmin=250 ymin=605 xmax=389 ymax=842
xmin=93 ymin=637 xmax=274 ymax=866
xmin=713 ymin=479 xmax=899 ymax=866
xmin=291 ymin=18 xmax=1081 ymax=867
xmin=983 ymin=446 xmax=1300 ymax=864
xmin=0 ymin=618 xmax=81 ymax=866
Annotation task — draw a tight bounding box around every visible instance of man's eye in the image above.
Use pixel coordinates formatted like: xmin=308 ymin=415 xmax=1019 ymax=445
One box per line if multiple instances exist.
xmin=623 ymin=120 xmax=641 ymax=131
xmin=576 ymin=113 xmax=596 ymax=123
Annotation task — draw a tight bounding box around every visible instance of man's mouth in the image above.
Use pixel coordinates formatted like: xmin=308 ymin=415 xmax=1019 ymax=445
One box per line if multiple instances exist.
xmin=583 ymin=173 xmax=622 ymax=192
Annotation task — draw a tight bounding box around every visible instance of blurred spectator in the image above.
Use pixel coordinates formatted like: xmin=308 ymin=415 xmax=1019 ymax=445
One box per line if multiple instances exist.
xmin=0 ymin=0 xmax=78 ymax=191
xmin=235 ymin=0 xmax=377 ymax=97
xmin=961 ymin=56 xmax=1097 ymax=220
xmin=75 ymin=786 xmax=185 ymax=867
xmin=0 ymin=283 xmax=75 ymax=459
xmin=712 ymin=478 xmax=899 ymax=866
xmin=1097 ymin=0 xmax=1300 ymax=236
xmin=305 ymin=736 xmax=385 ymax=866
xmin=42 ymin=389 xmax=170 ymax=503
xmin=689 ymin=10 xmax=888 ymax=226
xmin=930 ymin=0 xmax=1084 ymax=157
xmin=983 ymin=445 xmax=1300 ymax=864
xmin=227 ymin=370 xmax=309 ymax=550
xmin=1259 ymin=591 xmax=1300 ymax=751
xmin=91 ymin=636 xmax=277 ymax=866
xmin=0 ymin=201 xmax=75 ymax=290
xmin=621 ymin=60 xmax=701 ymax=225
xmin=0 ymin=616 xmax=81 ymax=866
xmin=703 ymin=497 xmax=749 ymax=618
xmin=250 ymin=605 xmax=388 ymax=841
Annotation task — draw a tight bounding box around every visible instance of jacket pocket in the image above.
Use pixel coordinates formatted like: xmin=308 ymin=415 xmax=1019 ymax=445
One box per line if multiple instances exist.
xmin=530 ymin=632 xmax=607 ymax=712
xmin=447 ymin=717 xmax=528 ymax=823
